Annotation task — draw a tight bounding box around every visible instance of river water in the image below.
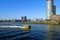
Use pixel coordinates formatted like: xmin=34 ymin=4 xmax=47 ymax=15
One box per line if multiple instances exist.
xmin=0 ymin=22 xmax=60 ymax=40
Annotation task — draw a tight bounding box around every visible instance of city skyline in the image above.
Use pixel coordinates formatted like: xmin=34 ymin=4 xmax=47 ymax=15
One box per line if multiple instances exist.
xmin=0 ymin=0 xmax=60 ymax=19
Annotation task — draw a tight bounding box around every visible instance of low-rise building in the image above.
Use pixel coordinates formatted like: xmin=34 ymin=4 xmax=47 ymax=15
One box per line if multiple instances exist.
xmin=50 ymin=15 xmax=60 ymax=22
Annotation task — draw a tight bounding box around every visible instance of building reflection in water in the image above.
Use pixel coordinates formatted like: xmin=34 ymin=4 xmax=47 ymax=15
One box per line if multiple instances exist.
xmin=45 ymin=25 xmax=57 ymax=40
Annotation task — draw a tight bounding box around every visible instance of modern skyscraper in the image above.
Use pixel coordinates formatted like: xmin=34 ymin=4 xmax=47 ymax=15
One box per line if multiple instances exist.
xmin=53 ymin=5 xmax=56 ymax=15
xmin=46 ymin=0 xmax=56 ymax=20
xmin=21 ymin=16 xmax=27 ymax=21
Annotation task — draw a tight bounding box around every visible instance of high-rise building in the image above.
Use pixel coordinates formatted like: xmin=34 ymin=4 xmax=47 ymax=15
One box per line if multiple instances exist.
xmin=21 ymin=16 xmax=24 ymax=21
xmin=53 ymin=5 xmax=56 ymax=15
xmin=23 ymin=16 xmax=27 ymax=21
xmin=21 ymin=16 xmax=27 ymax=21
xmin=46 ymin=0 xmax=56 ymax=20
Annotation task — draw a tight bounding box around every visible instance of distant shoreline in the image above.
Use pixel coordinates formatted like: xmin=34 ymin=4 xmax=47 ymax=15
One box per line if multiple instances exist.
xmin=22 ymin=22 xmax=60 ymax=25
xmin=0 ymin=21 xmax=60 ymax=25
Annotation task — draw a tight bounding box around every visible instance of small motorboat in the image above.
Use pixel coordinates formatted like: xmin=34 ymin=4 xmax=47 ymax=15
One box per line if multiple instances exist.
xmin=20 ymin=24 xmax=31 ymax=30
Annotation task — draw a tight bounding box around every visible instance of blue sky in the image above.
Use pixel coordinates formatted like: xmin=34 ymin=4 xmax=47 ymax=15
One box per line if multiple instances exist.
xmin=0 ymin=0 xmax=60 ymax=19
